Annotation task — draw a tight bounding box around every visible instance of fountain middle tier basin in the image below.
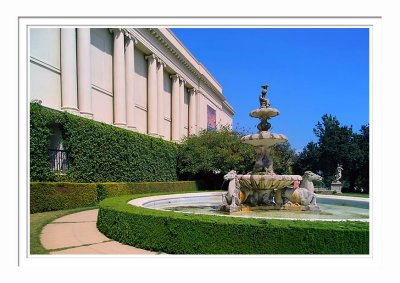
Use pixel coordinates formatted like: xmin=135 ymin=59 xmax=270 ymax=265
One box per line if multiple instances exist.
xmin=241 ymin=131 xmax=288 ymax=147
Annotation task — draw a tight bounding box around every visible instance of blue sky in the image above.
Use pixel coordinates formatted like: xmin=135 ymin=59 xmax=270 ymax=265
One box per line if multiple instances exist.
xmin=171 ymin=28 xmax=369 ymax=152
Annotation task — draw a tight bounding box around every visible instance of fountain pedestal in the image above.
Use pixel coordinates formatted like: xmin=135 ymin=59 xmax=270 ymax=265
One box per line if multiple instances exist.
xmin=331 ymin=182 xmax=343 ymax=194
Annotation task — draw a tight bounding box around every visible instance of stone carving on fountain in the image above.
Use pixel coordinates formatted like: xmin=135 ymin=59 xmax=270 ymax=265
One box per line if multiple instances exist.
xmin=221 ymin=85 xmax=321 ymax=213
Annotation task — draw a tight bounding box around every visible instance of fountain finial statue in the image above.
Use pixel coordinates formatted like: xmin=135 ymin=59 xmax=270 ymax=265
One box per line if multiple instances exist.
xmin=259 ymin=84 xmax=270 ymax=108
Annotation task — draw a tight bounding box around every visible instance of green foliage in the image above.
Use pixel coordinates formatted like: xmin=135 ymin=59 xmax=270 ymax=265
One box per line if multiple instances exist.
xmin=97 ymin=194 xmax=369 ymax=254
xmin=293 ymin=141 xmax=320 ymax=174
xmin=30 ymin=103 xmax=178 ymax=182
xmin=353 ymin=125 xmax=369 ymax=190
xmin=30 ymin=181 xmax=203 ymax=213
xmin=294 ymin=114 xmax=369 ymax=192
xmin=30 ymin=182 xmax=98 ymax=213
xmin=30 ymin=103 xmax=63 ymax=181
xmin=95 ymin=181 xmax=205 ymax=201
xmin=177 ymin=126 xmax=256 ymax=188
xmin=269 ymin=142 xmax=297 ymax=175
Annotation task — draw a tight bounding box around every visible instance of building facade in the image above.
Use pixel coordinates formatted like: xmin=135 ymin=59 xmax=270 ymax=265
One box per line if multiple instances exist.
xmin=29 ymin=28 xmax=234 ymax=142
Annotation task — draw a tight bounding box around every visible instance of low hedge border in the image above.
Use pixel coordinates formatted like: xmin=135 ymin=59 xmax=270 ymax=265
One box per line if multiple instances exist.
xmin=96 ymin=181 xmax=205 ymax=202
xmin=30 ymin=181 xmax=204 ymax=213
xmin=97 ymin=194 xmax=370 ymax=255
xmin=30 ymin=182 xmax=98 ymax=213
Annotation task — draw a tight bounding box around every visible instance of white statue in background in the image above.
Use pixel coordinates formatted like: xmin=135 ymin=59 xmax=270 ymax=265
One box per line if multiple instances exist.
xmin=334 ymin=164 xmax=343 ymax=182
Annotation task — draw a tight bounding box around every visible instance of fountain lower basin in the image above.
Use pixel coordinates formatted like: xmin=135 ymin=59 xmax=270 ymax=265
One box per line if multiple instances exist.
xmin=238 ymin=174 xmax=302 ymax=190
xmin=128 ymin=192 xmax=369 ymax=222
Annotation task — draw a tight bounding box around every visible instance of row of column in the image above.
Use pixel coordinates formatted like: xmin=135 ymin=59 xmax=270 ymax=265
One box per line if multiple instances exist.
xmin=112 ymin=28 xmax=138 ymax=130
xmin=60 ymin=28 xmax=92 ymax=118
xmin=60 ymin=28 xmax=198 ymax=141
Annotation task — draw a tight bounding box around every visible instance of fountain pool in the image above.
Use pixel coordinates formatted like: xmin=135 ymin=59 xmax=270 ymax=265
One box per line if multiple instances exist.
xmin=128 ymin=192 xmax=369 ymax=222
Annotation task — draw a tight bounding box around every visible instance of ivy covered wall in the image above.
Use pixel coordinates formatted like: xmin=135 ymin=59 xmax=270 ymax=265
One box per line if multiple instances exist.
xmin=30 ymin=103 xmax=178 ymax=182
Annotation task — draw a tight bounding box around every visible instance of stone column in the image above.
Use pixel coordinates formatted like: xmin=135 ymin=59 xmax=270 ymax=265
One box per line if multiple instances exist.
xmin=77 ymin=28 xmax=92 ymax=119
xmin=188 ymin=88 xmax=197 ymax=135
xmin=157 ymin=58 xmax=166 ymax=138
xmin=145 ymin=54 xmax=158 ymax=136
xmin=125 ymin=33 xmax=137 ymax=130
xmin=112 ymin=28 xmax=126 ymax=127
xmin=196 ymin=89 xmax=202 ymax=131
xmin=179 ymin=78 xmax=186 ymax=138
xmin=60 ymin=28 xmax=78 ymax=113
xmin=170 ymin=74 xmax=180 ymax=142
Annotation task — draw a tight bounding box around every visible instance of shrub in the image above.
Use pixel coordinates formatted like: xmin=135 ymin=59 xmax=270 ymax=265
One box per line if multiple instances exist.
xmin=177 ymin=126 xmax=256 ymax=188
xmin=30 ymin=181 xmax=204 ymax=213
xmin=30 ymin=182 xmax=97 ymax=213
xmin=96 ymin=181 xmax=205 ymax=201
xmin=97 ymin=194 xmax=369 ymax=255
xmin=30 ymin=103 xmax=178 ymax=182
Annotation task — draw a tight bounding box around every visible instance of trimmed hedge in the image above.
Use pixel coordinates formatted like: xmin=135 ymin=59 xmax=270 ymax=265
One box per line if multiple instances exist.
xmin=30 ymin=181 xmax=203 ymax=213
xmin=97 ymin=194 xmax=370 ymax=255
xmin=30 ymin=182 xmax=98 ymax=213
xmin=96 ymin=181 xmax=205 ymax=201
xmin=30 ymin=103 xmax=178 ymax=182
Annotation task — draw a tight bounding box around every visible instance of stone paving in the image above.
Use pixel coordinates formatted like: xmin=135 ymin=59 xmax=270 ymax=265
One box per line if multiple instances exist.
xmin=40 ymin=209 xmax=158 ymax=255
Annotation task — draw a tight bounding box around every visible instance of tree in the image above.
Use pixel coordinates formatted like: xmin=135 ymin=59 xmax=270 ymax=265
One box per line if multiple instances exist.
xmin=177 ymin=126 xmax=256 ymax=189
xmin=270 ymin=142 xmax=297 ymax=175
xmin=292 ymin=141 xmax=320 ymax=175
xmin=294 ymin=114 xmax=369 ymax=192
xmin=353 ymin=125 xmax=369 ymax=191
xmin=314 ymin=114 xmax=364 ymax=190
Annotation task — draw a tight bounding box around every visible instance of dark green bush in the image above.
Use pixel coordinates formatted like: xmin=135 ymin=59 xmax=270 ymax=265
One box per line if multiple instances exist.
xmin=177 ymin=127 xmax=256 ymax=189
xmin=31 ymin=181 xmax=204 ymax=213
xmin=97 ymin=194 xmax=369 ymax=255
xmin=30 ymin=103 xmax=178 ymax=182
xmin=30 ymin=182 xmax=97 ymax=213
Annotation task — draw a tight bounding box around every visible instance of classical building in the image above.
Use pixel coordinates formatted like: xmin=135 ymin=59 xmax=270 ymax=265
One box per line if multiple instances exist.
xmin=29 ymin=28 xmax=234 ymax=142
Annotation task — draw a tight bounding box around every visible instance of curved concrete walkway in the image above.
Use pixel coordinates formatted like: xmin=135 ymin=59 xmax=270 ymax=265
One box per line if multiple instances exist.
xmin=40 ymin=209 xmax=158 ymax=255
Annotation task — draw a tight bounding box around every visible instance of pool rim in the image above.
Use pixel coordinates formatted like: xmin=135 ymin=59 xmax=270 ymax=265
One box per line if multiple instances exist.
xmin=128 ymin=191 xmax=369 ymax=222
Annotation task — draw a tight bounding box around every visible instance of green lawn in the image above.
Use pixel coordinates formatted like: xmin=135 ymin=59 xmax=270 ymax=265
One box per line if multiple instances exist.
xmin=30 ymin=206 xmax=97 ymax=254
xmin=316 ymin=192 xmax=369 ymax=198
xmin=340 ymin=192 xmax=369 ymax=198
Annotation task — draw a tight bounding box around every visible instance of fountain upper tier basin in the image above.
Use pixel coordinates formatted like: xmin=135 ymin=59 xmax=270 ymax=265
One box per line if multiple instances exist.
xmin=250 ymin=107 xmax=279 ymax=119
xmin=241 ymin=131 xmax=288 ymax=147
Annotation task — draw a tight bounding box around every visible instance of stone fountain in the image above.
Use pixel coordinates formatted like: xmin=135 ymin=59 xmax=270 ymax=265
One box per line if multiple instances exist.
xmin=221 ymin=85 xmax=321 ymax=213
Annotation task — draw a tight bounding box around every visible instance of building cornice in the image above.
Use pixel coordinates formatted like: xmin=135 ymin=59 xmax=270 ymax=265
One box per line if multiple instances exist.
xmin=144 ymin=28 xmax=226 ymax=101
xmin=222 ymin=100 xmax=235 ymax=115
xmin=123 ymin=29 xmax=138 ymax=44
xmin=122 ymin=28 xmax=234 ymax=117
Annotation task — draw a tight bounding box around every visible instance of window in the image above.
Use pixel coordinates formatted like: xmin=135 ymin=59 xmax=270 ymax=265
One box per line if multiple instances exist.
xmin=207 ymin=105 xmax=216 ymax=130
xmin=48 ymin=124 xmax=69 ymax=172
